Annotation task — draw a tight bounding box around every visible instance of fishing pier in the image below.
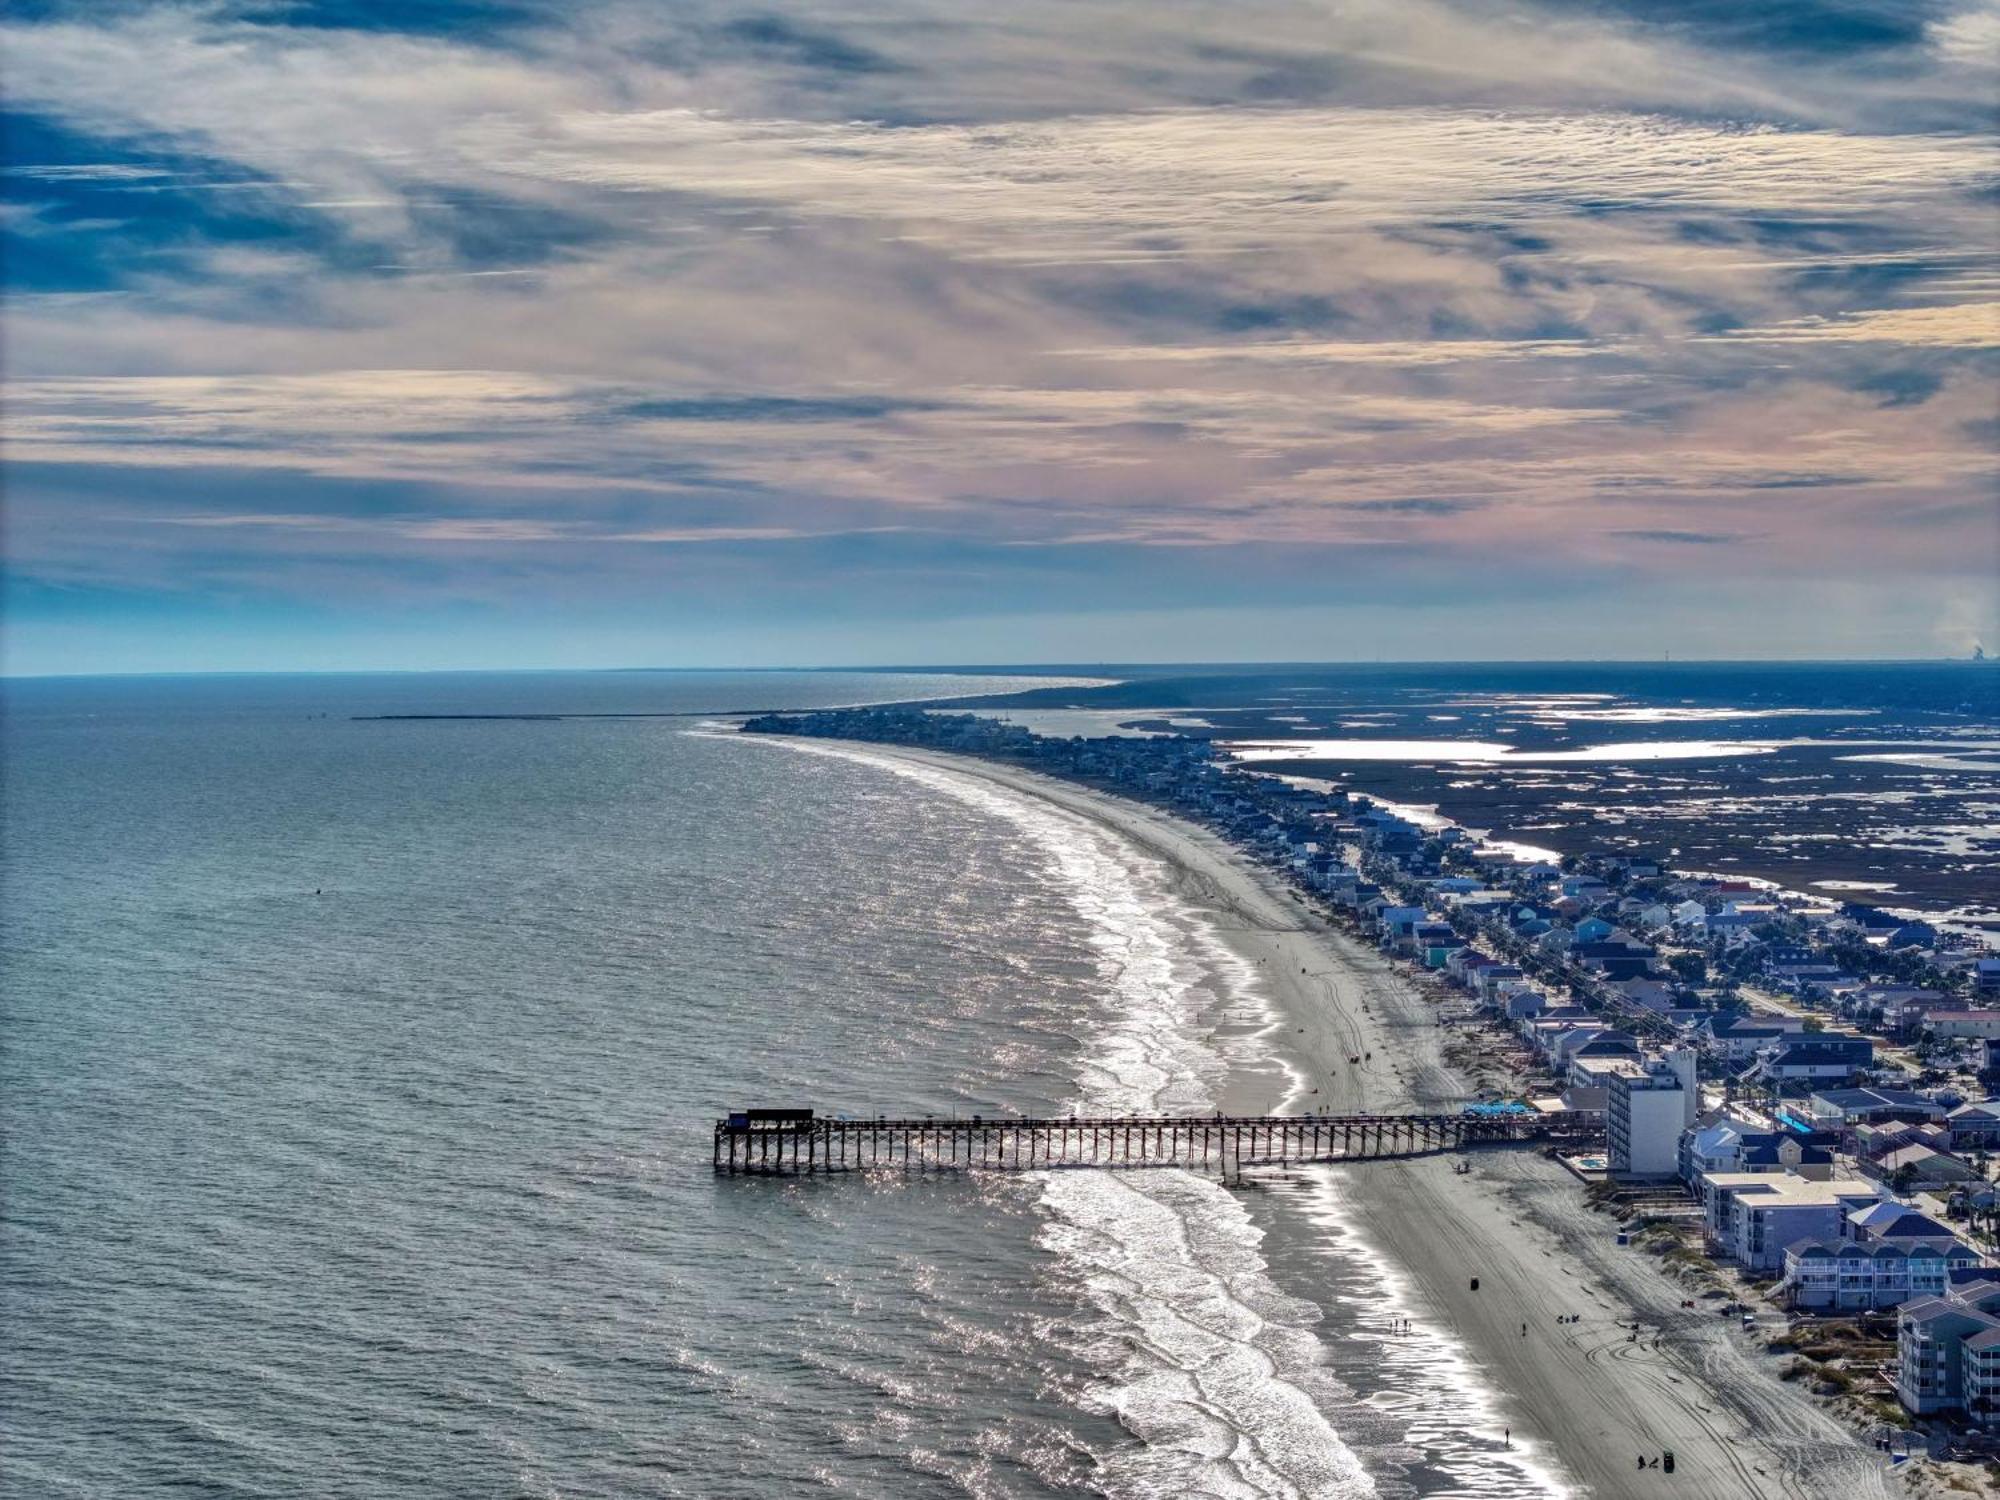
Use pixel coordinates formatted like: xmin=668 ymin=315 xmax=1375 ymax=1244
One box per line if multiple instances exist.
xmin=714 ymin=1107 xmax=1599 ymax=1176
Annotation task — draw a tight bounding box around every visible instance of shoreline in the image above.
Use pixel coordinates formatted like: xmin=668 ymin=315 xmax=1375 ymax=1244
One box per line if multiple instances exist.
xmin=841 ymin=741 xmax=1896 ymax=1500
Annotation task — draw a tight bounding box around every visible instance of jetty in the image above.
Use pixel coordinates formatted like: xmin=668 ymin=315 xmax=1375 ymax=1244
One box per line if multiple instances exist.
xmin=714 ymin=1107 xmax=1600 ymax=1176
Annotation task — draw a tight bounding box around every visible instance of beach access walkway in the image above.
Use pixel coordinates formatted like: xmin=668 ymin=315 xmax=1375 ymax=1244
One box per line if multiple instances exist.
xmin=713 ymin=1106 xmax=1601 ymax=1175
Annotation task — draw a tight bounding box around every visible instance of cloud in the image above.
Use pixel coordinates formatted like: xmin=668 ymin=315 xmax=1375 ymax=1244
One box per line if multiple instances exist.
xmin=458 ymin=105 xmax=1992 ymax=271
xmin=147 ymin=511 xmax=881 ymax=544
xmin=1710 ymin=301 xmax=2000 ymax=347
xmin=5 ymin=162 xmax=176 ymax=182
xmin=0 ymin=0 xmax=1993 ymax=664
xmin=1347 ymin=497 xmax=1488 ymax=514
xmin=1064 ymin=336 xmax=1605 ymax=366
xmin=1613 ymin=528 xmax=1745 ymax=544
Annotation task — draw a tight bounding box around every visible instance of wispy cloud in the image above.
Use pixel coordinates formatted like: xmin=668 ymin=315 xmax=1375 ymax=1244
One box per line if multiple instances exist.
xmin=1614 ymin=528 xmax=1746 ymax=545
xmin=0 ymin=0 xmax=1993 ymax=665
xmin=1710 ymin=301 xmax=2000 ymax=347
xmin=149 ymin=511 xmax=882 ymax=544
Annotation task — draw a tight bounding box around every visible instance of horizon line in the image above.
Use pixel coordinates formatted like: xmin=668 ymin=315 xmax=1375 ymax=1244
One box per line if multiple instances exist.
xmin=5 ymin=655 xmax=1993 ymax=682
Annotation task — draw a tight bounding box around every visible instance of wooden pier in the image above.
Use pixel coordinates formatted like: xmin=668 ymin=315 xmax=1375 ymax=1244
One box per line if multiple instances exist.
xmin=714 ymin=1107 xmax=1600 ymax=1176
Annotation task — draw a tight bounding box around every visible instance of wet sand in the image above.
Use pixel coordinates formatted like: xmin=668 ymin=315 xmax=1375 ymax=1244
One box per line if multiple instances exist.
xmin=861 ymin=744 xmax=1897 ymax=1500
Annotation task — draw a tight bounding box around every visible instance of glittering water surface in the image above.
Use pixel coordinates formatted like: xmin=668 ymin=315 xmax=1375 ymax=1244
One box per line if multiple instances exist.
xmin=3 ymin=671 xmax=1552 ymax=1499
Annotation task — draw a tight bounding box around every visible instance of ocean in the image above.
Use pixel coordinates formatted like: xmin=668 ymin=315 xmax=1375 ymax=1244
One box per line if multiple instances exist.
xmin=1 ymin=669 xmax=1557 ymax=1500
xmin=9 ymin=664 xmax=1981 ymax=1498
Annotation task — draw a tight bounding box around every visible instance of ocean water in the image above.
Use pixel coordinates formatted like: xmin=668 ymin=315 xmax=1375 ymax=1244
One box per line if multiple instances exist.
xmin=2 ymin=670 xmax=1547 ymax=1499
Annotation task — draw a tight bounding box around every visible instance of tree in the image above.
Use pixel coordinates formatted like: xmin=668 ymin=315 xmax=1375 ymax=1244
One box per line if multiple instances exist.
xmin=1668 ymin=952 xmax=1708 ymax=985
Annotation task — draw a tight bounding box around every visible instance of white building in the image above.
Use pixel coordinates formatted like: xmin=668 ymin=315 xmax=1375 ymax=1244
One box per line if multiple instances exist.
xmin=1926 ymin=1010 xmax=2000 ymax=1042
xmin=1606 ymin=1050 xmax=1699 ymax=1178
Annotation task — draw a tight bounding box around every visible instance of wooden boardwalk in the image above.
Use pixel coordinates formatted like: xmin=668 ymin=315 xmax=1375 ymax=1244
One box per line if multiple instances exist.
xmin=714 ymin=1107 xmax=1599 ymax=1175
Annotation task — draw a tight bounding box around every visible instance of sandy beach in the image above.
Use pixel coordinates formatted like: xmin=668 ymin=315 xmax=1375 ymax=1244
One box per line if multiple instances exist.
xmin=859 ymin=742 xmax=1898 ymax=1500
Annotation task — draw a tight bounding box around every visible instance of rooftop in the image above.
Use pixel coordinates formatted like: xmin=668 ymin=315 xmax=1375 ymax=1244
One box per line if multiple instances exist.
xmin=1706 ymin=1174 xmax=1881 ymax=1208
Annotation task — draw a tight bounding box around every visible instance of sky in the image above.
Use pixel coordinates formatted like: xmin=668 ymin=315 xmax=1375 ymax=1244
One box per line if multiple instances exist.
xmin=3 ymin=0 xmax=1997 ymax=673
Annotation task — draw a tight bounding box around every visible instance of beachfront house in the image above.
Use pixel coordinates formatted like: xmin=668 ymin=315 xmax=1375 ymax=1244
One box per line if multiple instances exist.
xmin=1700 ymin=1173 xmax=1885 ymax=1273
xmin=1896 ymin=1272 xmax=2000 ymax=1420
xmin=1477 ymin=966 xmax=1528 ymax=1004
xmin=1374 ymin=906 xmax=1426 ymax=946
xmin=1563 ymin=1059 xmax=1629 ymax=1114
xmin=1503 ymin=988 xmax=1548 ymax=1023
xmin=1415 ymin=922 xmax=1464 ymax=966
xmin=1557 ymin=1028 xmax=1640 ymax=1070
xmin=1448 ymin=951 xmax=1497 ymax=992
xmin=1784 ymin=1240 xmax=1984 ymax=1311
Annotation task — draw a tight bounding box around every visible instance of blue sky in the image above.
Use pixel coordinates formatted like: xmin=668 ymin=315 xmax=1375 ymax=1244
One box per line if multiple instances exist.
xmin=3 ymin=0 xmax=1996 ymax=672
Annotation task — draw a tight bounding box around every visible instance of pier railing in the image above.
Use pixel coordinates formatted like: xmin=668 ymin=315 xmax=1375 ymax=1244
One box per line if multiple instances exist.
xmin=714 ymin=1108 xmax=1601 ymax=1176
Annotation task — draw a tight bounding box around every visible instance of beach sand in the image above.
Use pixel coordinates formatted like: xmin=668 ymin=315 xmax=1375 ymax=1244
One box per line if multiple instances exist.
xmin=862 ymin=743 xmax=1897 ymax=1500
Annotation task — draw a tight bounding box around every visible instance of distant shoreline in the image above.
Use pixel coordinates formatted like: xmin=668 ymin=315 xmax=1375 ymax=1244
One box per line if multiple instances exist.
xmin=9 ymin=658 xmax=1990 ymax=682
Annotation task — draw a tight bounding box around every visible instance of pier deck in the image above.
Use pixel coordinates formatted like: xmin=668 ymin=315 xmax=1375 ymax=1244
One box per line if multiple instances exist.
xmin=714 ymin=1108 xmax=1600 ymax=1175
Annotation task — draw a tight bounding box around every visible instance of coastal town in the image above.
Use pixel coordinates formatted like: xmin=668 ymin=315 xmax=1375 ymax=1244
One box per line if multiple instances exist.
xmin=745 ymin=705 xmax=2000 ymax=1463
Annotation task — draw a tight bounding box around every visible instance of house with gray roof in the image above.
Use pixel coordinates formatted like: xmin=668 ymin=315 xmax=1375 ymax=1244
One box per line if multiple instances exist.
xmin=1782 ymin=1239 xmax=1983 ymax=1311
xmin=1897 ymin=1276 xmax=2000 ymax=1420
xmin=1951 ymin=1101 xmax=2000 ymax=1148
